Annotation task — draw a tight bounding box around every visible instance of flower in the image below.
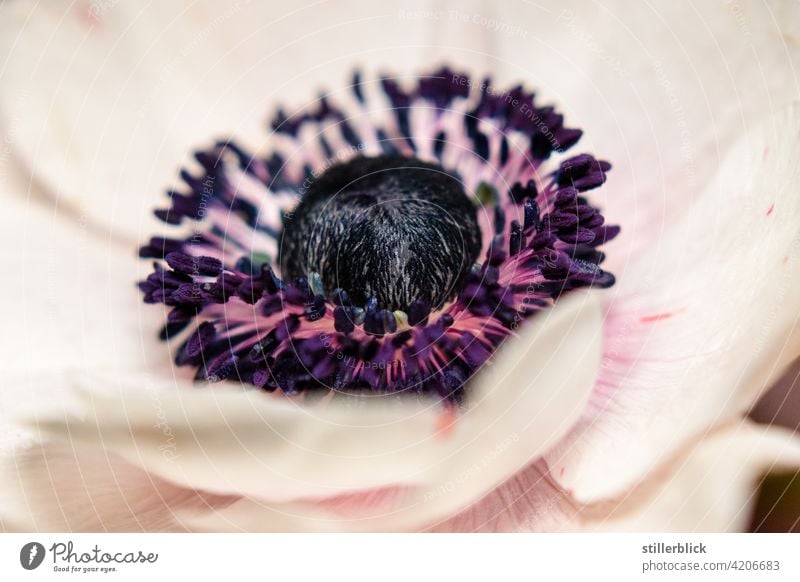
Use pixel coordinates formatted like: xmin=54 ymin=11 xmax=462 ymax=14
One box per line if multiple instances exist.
xmin=2 ymin=0 xmax=800 ymax=533
xmin=137 ymin=67 xmax=617 ymax=402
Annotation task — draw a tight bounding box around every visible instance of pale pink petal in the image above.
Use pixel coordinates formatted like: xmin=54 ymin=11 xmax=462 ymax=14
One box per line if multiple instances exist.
xmin=7 ymin=1 xmax=797 ymax=252
xmin=0 ymin=0 xmax=489 ymax=243
xmin=588 ymin=422 xmax=800 ymax=532
xmin=0 ymin=442 xmax=234 ymax=532
xmin=0 ymin=161 xmax=164 ymax=377
xmin=490 ymin=0 xmax=800 ymax=269
xmin=427 ymin=459 xmax=575 ymax=532
xmin=432 ymin=421 xmax=800 ymax=532
xmin=546 ymin=104 xmax=800 ymax=502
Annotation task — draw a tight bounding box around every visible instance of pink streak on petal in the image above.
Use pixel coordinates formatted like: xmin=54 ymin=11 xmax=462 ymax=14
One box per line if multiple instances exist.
xmin=298 ymin=485 xmax=412 ymax=518
xmin=75 ymin=2 xmax=101 ymax=29
xmin=435 ymin=407 xmax=458 ymax=440
xmin=640 ymin=312 xmax=676 ymax=324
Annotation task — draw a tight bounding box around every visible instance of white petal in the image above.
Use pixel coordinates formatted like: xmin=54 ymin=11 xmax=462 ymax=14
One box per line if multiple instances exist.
xmin=546 ymin=103 xmax=800 ymax=502
xmin=432 ymin=421 xmax=800 ymax=532
xmin=0 ymin=0 xmax=488 ymax=243
xmin=0 ymin=441 xmax=234 ymax=532
xmin=0 ymin=163 xmax=165 ymax=379
xmin=426 ymin=459 xmax=576 ymax=532
xmin=5 ymin=1 xmax=797 ymax=258
xmin=588 ymin=422 xmax=800 ymax=532
xmin=491 ymin=0 xmax=800 ymax=270
xmin=0 ymin=163 xmax=176 ymax=483
xmin=23 ymin=292 xmax=601 ymax=531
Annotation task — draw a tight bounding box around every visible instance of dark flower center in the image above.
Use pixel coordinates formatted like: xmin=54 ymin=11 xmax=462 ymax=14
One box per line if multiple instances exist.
xmin=280 ymin=155 xmax=482 ymax=312
xmin=140 ymin=68 xmax=619 ymax=401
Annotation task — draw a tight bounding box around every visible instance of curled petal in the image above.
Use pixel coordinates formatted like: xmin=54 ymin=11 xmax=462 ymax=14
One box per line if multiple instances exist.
xmin=546 ymin=104 xmax=800 ymax=503
xmin=588 ymin=422 xmax=800 ymax=532
xmin=26 ymin=293 xmax=602 ymax=531
xmin=432 ymin=421 xmax=800 ymax=532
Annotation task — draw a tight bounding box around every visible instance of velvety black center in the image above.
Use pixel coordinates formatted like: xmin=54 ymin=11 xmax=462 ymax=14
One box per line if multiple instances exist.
xmin=280 ymin=155 xmax=481 ymax=312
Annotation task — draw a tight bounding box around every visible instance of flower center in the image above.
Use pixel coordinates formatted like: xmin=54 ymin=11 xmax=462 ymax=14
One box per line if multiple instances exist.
xmin=280 ymin=155 xmax=482 ymax=312
xmin=140 ymin=68 xmax=619 ymax=401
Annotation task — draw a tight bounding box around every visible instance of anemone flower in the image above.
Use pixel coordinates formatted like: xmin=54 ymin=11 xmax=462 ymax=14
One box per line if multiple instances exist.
xmin=1 ymin=1 xmax=800 ymax=533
